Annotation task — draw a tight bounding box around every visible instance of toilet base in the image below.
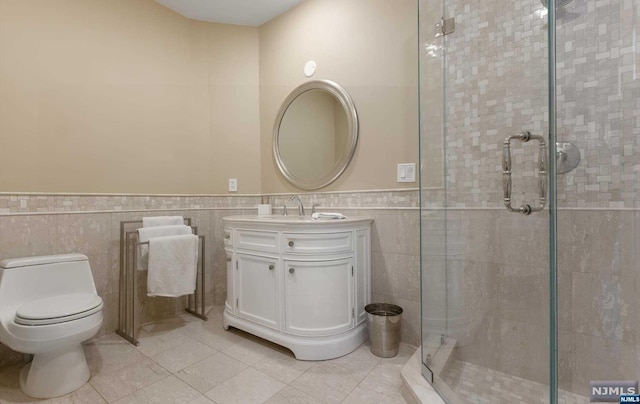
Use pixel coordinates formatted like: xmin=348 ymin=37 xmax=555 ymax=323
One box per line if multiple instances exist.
xmin=19 ymin=344 xmax=90 ymax=399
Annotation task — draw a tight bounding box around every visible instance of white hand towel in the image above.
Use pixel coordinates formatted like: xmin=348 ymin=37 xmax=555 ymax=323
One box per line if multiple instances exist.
xmin=137 ymin=225 xmax=193 ymax=270
xmin=142 ymin=216 xmax=184 ymax=228
xmin=147 ymin=234 xmax=199 ymax=297
xmin=311 ymin=212 xmax=347 ymax=220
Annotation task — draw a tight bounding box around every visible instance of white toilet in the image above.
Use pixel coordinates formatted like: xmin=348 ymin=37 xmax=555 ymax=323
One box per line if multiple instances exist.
xmin=0 ymin=254 xmax=103 ymax=398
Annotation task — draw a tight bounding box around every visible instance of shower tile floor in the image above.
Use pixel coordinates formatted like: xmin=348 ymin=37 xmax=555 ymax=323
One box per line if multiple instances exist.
xmin=0 ymin=306 xmax=414 ymax=404
xmin=441 ymin=359 xmax=589 ymax=404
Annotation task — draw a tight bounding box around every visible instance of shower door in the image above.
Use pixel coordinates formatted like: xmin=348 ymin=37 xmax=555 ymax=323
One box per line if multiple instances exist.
xmin=420 ymin=0 xmax=640 ymax=402
xmin=419 ymin=0 xmax=554 ymax=402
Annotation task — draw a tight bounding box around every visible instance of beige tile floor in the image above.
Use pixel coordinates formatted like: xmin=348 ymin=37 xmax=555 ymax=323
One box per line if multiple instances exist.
xmin=0 ymin=307 xmax=415 ymax=404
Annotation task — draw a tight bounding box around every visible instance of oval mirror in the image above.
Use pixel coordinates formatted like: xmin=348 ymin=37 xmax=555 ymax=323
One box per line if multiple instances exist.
xmin=273 ymin=80 xmax=359 ymax=190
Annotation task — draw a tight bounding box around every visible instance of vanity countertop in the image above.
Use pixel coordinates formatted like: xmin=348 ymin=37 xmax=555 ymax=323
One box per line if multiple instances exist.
xmin=222 ymin=215 xmax=373 ymax=225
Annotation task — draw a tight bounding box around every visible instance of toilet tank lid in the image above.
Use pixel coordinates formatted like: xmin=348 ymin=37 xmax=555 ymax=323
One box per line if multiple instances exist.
xmin=0 ymin=254 xmax=88 ymax=269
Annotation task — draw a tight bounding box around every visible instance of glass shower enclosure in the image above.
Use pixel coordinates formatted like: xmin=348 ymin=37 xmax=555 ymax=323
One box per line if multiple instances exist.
xmin=419 ymin=0 xmax=639 ymax=402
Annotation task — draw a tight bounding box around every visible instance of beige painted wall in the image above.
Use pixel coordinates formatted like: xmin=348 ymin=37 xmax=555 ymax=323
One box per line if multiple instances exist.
xmin=0 ymin=0 xmax=261 ymax=194
xmin=0 ymin=0 xmax=419 ymax=194
xmin=259 ymin=0 xmax=419 ymax=193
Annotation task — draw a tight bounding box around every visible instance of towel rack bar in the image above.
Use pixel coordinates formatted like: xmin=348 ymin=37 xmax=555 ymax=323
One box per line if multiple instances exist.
xmin=117 ymin=219 xmax=207 ymax=346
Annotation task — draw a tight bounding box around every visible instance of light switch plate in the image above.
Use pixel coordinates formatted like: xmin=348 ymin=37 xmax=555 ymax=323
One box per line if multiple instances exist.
xmin=397 ymin=163 xmax=416 ymax=183
xmin=228 ymin=178 xmax=238 ymax=192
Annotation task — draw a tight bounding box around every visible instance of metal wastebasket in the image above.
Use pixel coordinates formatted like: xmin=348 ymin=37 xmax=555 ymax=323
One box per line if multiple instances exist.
xmin=365 ymin=303 xmax=403 ymax=358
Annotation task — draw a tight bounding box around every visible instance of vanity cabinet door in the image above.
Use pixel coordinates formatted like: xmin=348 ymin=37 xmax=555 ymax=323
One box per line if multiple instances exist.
xmin=236 ymin=253 xmax=280 ymax=330
xmin=284 ymin=258 xmax=353 ymax=336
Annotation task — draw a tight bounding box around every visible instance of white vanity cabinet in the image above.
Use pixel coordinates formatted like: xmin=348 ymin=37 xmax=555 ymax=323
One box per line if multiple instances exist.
xmin=222 ymin=215 xmax=372 ymax=360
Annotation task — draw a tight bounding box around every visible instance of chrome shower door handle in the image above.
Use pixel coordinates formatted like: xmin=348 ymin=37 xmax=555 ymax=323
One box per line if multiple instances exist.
xmin=502 ymin=131 xmax=547 ymax=215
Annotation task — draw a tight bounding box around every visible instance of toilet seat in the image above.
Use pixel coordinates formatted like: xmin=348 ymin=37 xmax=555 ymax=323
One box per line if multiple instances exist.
xmin=15 ymin=293 xmax=103 ymax=326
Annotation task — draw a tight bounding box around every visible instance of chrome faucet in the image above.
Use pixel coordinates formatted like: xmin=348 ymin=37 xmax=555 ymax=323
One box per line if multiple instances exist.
xmin=288 ymin=195 xmax=305 ymax=216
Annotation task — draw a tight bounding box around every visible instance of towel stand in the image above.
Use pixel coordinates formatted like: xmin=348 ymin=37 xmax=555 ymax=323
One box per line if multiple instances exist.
xmin=117 ymin=219 xmax=207 ymax=346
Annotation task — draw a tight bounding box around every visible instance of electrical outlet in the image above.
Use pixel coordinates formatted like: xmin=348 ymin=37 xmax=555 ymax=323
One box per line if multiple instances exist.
xmin=397 ymin=163 xmax=416 ymax=183
xmin=228 ymin=178 xmax=238 ymax=192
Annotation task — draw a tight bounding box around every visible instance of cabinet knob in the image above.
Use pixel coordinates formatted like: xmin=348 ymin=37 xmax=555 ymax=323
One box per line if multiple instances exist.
xmin=226 ymin=257 xmax=232 ymax=262
xmin=288 ymin=241 xmax=294 ymax=247
xmin=269 ymin=264 xmax=275 ymax=271
xmin=289 ymin=267 xmax=295 ymax=274
xmin=224 ymin=234 xmax=231 ymax=239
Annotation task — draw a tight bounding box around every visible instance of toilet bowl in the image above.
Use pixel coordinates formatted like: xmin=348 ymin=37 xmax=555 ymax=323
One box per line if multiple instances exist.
xmin=0 ymin=254 xmax=103 ymax=398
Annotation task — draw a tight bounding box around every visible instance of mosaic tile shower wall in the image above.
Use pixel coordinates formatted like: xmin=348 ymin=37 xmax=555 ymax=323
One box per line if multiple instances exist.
xmin=436 ymin=0 xmax=639 ymax=209
xmin=556 ymin=0 xmax=640 ymax=208
xmin=441 ymin=0 xmax=550 ymax=209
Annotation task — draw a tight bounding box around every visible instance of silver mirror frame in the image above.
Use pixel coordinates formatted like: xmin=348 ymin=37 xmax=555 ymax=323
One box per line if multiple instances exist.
xmin=273 ymin=80 xmax=359 ymax=190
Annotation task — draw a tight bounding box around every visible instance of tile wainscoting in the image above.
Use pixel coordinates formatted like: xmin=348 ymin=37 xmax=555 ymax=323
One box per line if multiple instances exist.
xmin=0 ymin=189 xmax=421 ymax=366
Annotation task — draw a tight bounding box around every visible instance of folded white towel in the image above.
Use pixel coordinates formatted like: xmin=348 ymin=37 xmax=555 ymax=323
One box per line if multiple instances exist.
xmin=142 ymin=216 xmax=184 ymax=228
xmin=311 ymin=212 xmax=347 ymax=220
xmin=147 ymin=234 xmax=199 ymax=297
xmin=137 ymin=225 xmax=193 ymax=270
